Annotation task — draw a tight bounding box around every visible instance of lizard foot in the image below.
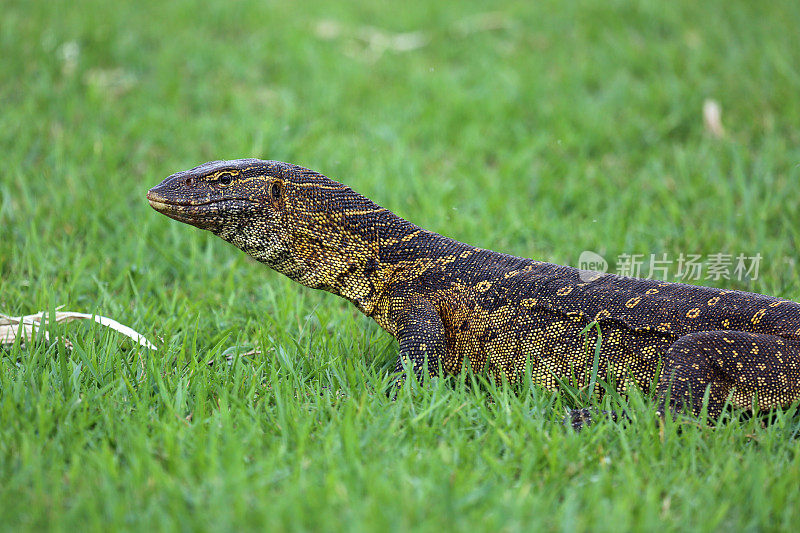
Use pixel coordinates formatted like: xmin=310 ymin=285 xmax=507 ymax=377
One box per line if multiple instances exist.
xmin=564 ymin=408 xmax=621 ymax=431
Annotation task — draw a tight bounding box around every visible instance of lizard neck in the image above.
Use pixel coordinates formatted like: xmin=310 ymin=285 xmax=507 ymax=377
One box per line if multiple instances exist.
xmin=275 ymin=201 xmax=442 ymax=316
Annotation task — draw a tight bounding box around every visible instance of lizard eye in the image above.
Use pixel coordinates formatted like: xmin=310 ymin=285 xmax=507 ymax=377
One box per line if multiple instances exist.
xmin=271 ymin=181 xmax=282 ymax=201
xmin=218 ymin=173 xmax=232 ymax=186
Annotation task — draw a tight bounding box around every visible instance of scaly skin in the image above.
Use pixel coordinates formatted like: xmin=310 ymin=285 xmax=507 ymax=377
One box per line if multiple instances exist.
xmin=147 ymin=159 xmax=800 ymax=427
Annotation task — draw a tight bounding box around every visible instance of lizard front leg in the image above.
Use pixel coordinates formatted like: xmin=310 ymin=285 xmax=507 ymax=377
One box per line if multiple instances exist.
xmin=389 ymin=297 xmax=447 ymax=396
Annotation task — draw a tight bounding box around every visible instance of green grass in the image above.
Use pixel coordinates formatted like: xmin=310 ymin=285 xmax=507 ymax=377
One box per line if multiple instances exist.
xmin=2 ymin=0 xmax=800 ymax=530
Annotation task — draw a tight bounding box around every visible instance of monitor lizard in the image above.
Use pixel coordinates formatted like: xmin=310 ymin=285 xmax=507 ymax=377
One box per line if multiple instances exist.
xmin=147 ymin=159 xmax=800 ymax=428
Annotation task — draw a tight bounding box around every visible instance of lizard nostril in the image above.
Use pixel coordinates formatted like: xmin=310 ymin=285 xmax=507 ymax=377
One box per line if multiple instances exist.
xmin=185 ymin=177 xmax=194 ymax=187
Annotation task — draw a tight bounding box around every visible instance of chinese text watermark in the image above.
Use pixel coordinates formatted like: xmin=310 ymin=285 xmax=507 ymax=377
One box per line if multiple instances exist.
xmin=577 ymin=251 xmax=763 ymax=283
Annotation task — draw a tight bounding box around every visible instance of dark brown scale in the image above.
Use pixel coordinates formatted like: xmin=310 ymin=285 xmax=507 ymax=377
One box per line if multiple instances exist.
xmin=147 ymin=159 xmax=800 ymax=427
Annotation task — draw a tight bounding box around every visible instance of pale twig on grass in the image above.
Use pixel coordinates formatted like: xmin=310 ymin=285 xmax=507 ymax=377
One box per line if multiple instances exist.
xmin=0 ymin=310 xmax=157 ymax=350
xmin=454 ymin=12 xmax=513 ymax=35
xmin=703 ymin=98 xmax=725 ymax=138
xmin=313 ymin=19 xmax=428 ymax=63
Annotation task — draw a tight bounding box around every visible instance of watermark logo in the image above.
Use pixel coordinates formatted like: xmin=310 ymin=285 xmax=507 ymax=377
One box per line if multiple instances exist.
xmin=577 ymin=251 xmax=763 ymax=282
xmin=578 ymin=250 xmax=609 ymax=282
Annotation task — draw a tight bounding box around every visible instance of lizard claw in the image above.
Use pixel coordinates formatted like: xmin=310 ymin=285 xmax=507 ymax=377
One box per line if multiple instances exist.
xmin=564 ymin=408 xmax=621 ymax=431
xmin=565 ymin=408 xmax=595 ymax=431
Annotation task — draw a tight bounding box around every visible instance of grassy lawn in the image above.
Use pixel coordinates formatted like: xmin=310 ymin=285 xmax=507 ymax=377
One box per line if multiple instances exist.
xmin=2 ymin=0 xmax=800 ymax=530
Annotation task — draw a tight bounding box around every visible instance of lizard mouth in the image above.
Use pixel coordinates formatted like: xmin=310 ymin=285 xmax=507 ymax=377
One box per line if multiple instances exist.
xmin=147 ymin=198 xmax=174 ymax=211
xmin=146 ymin=190 xmax=223 ymax=229
xmin=146 ymin=190 xmax=254 ymax=208
xmin=146 ymin=190 xmax=257 ymax=230
xmin=146 ymin=190 xmax=218 ymax=209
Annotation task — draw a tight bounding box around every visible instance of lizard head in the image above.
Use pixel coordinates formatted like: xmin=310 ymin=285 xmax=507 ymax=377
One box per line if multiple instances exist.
xmin=147 ymin=159 xmax=390 ymax=309
xmin=147 ymin=159 xmax=276 ymax=229
xmin=147 ymin=159 xmax=298 ymax=270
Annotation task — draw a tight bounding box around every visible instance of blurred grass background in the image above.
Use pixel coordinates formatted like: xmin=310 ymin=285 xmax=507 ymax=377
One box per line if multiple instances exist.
xmin=1 ymin=0 xmax=800 ymax=530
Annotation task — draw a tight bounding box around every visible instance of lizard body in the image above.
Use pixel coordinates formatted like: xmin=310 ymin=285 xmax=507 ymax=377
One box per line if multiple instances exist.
xmin=147 ymin=159 xmax=800 ymax=424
